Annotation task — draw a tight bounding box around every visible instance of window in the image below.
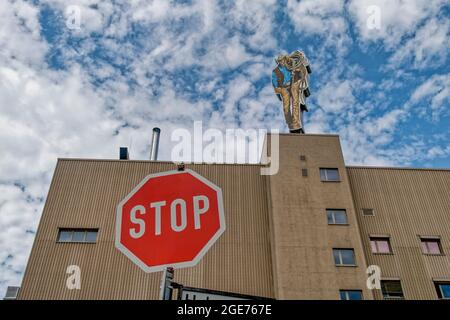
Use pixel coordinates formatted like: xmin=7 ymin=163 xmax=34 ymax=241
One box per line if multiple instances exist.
xmin=362 ymin=208 xmax=374 ymax=216
xmin=339 ymin=290 xmax=362 ymax=300
xmin=381 ymin=280 xmax=404 ymax=300
xmin=302 ymin=168 xmax=308 ymax=177
xmin=57 ymin=228 xmax=98 ymax=243
xmin=370 ymin=237 xmax=392 ymax=254
xmin=333 ymin=249 xmax=356 ymax=266
xmin=435 ymin=282 xmax=450 ymax=299
xmin=421 ymin=238 xmax=443 ymax=255
xmin=327 ymin=209 xmax=348 ymax=225
xmin=320 ymin=168 xmax=340 ymax=181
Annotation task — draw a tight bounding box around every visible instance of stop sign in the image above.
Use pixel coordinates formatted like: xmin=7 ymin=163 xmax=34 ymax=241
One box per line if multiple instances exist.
xmin=115 ymin=169 xmax=225 ymax=272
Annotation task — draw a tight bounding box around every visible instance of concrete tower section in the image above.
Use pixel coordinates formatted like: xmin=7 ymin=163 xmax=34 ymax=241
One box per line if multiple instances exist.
xmin=265 ymin=134 xmax=371 ymax=299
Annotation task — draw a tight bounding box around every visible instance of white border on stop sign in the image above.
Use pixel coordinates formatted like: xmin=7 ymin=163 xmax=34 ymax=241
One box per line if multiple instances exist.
xmin=115 ymin=169 xmax=226 ymax=273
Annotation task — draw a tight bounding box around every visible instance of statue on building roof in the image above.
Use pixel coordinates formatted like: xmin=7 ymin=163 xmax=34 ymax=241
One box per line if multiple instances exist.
xmin=272 ymin=50 xmax=311 ymax=134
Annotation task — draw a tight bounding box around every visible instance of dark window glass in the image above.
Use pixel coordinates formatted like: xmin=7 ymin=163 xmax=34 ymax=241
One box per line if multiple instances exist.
xmin=340 ymin=249 xmax=355 ymax=265
xmin=327 ymin=209 xmax=348 ymax=225
xmin=320 ymin=168 xmax=340 ymax=181
xmin=320 ymin=169 xmax=326 ymax=181
xmin=58 ymin=230 xmax=72 ymax=242
xmin=333 ymin=249 xmax=340 ymax=264
xmin=381 ymin=280 xmax=404 ymax=299
xmin=327 ymin=212 xmax=334 ymax=224
xmin=435 ymin=282 xmax=450 ymax=299
xmin=72 ymin=231 xmax=85 ymax=242
xmin=57 ymin=229 xmax=98 ymax=243
xmin=362 ymin=208 xmax=374 ymax=216
xmin=340 ymin=290 xmax=362 ymax=300
xmin=86 ymin=231 xmax=98 ymax=243
xmin=333 ymin=249 xmax=355 ymax=265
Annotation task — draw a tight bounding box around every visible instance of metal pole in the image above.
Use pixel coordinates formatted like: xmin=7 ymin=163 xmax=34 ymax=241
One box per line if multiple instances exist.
xmin=149 ymin=128 xmax=175 ymax=300
xmin=150 ymin=127 xmax=172 ymax=300
xmin=150 ymin=127 xmax=161 ymax=160
xmin=159 ymin=267 xmax=174 ymax=300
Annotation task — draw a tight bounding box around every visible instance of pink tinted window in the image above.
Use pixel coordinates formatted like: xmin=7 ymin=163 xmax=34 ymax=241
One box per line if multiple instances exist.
xmin=422 ymin=239 xmax=441 ymax=254
xmin=370 ymin=241 xmax=377 ymax=253
xmin=421 ymin=241 xmax=428 ymax=253
xmin=370 ymin=238 xmax=391 ymax=253
xmin=377 ymin=240 xmax=391 ymax=253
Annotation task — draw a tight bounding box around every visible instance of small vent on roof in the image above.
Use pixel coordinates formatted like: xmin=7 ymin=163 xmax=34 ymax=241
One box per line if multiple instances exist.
xmin=119 ymin=147 xmax=129 ymax=160
xmin=362 ymin=208 xmax=374 ymax=216
xmin=4 ymin=286 xmax=20 ymax=300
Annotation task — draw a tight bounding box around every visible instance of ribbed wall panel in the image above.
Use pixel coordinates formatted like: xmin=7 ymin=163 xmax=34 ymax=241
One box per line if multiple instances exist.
xmin=347 ymin=167 xmax=450 ymax=300
xmin=18 ymin=159 xmax=274 ymax=300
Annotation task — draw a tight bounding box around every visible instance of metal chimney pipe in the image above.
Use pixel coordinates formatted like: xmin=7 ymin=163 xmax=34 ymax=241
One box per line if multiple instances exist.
xmin=150 ymin=127 xmax=161 ymax=161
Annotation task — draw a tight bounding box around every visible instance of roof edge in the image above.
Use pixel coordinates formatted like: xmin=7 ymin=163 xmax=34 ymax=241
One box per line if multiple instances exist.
xmin=57 ymin=158 xmax=264 ymax=167
xmin=267 ymin=133 xmax=340 ymax=137
xmin=346 ymin=165 xmax=450 ymax=172
xmin=56 ymin=159 xmax=450 ymax=171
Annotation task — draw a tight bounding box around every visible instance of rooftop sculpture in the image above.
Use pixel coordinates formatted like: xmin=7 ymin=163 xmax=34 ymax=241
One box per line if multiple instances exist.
xmin=272 ymin=51 xmax=312 ymax=134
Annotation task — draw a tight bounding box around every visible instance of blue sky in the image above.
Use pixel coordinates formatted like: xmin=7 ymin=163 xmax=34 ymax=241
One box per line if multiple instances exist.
xmin=0 ymin=0 xmax=449 ymax=295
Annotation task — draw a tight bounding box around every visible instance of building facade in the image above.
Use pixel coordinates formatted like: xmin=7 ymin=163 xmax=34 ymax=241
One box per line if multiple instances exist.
xmin=16 ymin=134 xmax=450 ymax=300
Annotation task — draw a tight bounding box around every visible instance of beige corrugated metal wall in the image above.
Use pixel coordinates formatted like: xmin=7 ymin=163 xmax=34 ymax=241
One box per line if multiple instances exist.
xmin=347 ymin=167 xmax=450 ymax=300
xmin=18 ymin=159 xmax=274 ymax=300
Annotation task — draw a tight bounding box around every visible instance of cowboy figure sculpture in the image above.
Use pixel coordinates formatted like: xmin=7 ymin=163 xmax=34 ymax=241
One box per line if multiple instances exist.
xmin=272 ymin=51 xmax=312 ymax=134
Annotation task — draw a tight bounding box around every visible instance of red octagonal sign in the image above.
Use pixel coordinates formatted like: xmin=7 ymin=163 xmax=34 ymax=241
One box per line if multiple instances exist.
xmin=115 ymin=169 xmax=225 ymax=272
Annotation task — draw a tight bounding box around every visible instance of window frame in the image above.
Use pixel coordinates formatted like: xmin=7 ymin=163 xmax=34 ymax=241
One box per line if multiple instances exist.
xmin=57 ymin=228 xmax=99 ymax=244
xmin=435 ymin=282 xmax=450 ymax=300
xmin=420 ymin=237 xmax=443 ymax=255
xmin=333 ymin=248 xmax=356 ymax=266
xmin=326 ymin=209 xmax=349 ymax=225
xmin=362 ymin=208 xmax=375 ymax=216
xmin=339 ymin=290 xmax=363 ymax=300
xmin=381 ymin=280 xmax=404 ymax=300
xmin=370 ymin=237 xmax=393 ymax=254
xmin=319 ymin=168 xmax=340 ymax=182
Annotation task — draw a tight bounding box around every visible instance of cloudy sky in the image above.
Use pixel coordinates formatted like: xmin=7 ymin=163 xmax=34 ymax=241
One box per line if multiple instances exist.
xmin=1 ymin=0 xmax=449 ymax=295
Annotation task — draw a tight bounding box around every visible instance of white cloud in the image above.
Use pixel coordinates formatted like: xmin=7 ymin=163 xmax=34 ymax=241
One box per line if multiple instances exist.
xmin=316 ymin=79 xmax=356 ymax=113
xmin=219 ymin=76 xmax=253 ymax=123
xmin=287 ymin=0 xmax=346 ymax=34
xmin=409 ymin=73 xmax=450 ymax=120
xmin=286 ymin=0 xmax=351 ymax=56
xmin=348 ymin=0 xmax=447 ymax=48
xmin=388 ymin=18 xmax=450 ymax=69
xmin=229 ymin=0 xmax=278 ymax=51
xmin=223 ymin=37 xmax=254 ymax=69
xmin=0 ymin=0 xmax=48 ymax=65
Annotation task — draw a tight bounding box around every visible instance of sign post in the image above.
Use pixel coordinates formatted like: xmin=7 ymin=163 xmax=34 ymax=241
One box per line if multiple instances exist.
xmin=159 ymin=267 xmax=174 ymax=300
